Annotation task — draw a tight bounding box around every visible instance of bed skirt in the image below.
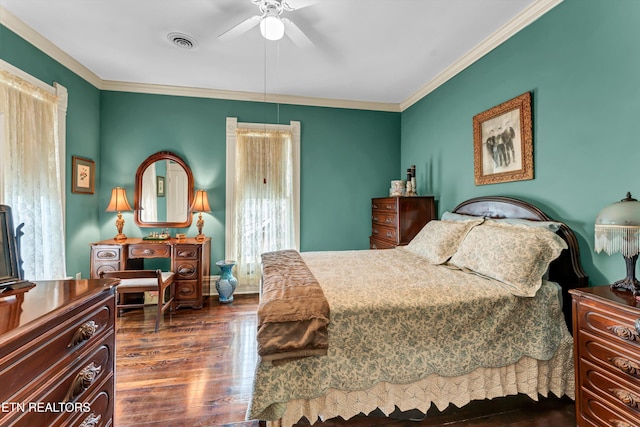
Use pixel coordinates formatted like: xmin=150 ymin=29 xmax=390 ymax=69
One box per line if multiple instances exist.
xmin=264 ymin=333 xmax=574 ymax=427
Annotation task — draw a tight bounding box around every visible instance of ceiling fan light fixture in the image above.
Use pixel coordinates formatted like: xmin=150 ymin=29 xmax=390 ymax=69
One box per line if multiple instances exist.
xmin=260 ymin=14 xmax=285 ymax=41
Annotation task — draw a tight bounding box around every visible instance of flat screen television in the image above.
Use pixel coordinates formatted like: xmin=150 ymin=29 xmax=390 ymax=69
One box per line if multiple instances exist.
xmin=0 ymin=205 xmax=25 ymax=289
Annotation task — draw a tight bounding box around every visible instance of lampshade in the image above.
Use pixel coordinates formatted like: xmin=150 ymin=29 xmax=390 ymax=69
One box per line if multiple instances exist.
xmin=105 ymin=187 xmax=133 ymax=212
xmin=595 ymin=192 xmax=640 ymax=257
xmin=190 ymin=189 xmax=212 ymax=213
xmin=260 ymin=14 xmax=285 ymax=41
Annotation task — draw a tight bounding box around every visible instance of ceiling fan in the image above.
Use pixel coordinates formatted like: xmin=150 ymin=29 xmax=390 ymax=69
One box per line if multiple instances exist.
xmin=218 ymin=0 xmax=317 ymax=48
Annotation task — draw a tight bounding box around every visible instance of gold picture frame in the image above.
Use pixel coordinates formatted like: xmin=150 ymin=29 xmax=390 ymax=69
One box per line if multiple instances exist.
xmin=71 ymin=156 xmax=95 ymax=194
xmin=473 ymin=92 xmax=533 ymax=185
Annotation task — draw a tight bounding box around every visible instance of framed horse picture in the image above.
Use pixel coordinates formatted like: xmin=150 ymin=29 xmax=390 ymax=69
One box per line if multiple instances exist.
xmin=473 ymin=92 xmax=533 ymax=185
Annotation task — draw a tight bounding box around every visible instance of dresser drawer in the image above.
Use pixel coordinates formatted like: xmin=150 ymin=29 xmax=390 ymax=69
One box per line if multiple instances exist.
xmin=62 ymin=376 xmax=113 ymax=427
xmin=93 ymin=262 xmax=120 ymax=277
xmin=175 ymin=261 xmax=199 ymax=280
xmin=371 ymin=224 xmax=397 ymax=244
xmin=371 ymin=198 xmax=397 ymax=212
xmin=174 ymin=245 xmax=199 ymax=260
xmin=579 ymin=330 xmax=640 ymax=383
xmin=372 ymin=212 xmax=397 ymax=227
xmin=0 ymin=298 xmax=114 ymax=404
xmin=581 ymin=358 xmax=640 ymax=420
xmin=128 ymin=244 xmax=171 ymax=259
xmin=9 ymin=338 xmax=113 ymax=427
xmin=581 ymin=387 xmax=639 ymax=427
xmin=369 ymin=236 xmax=395 ymax=250
xmin=176 ymin=280 xmax=198 ymax=299
xmin=576 ymin=297 xmax=640 ymax=352
xmin=92 ymin=246 xmax=121 ymax=261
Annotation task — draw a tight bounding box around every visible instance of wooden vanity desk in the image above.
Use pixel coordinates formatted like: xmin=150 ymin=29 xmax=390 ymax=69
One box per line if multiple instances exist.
xmin=0 ymin=279 xmax=117 ymax=427
xmin=90 ymin=237 xmax=211 ymax=309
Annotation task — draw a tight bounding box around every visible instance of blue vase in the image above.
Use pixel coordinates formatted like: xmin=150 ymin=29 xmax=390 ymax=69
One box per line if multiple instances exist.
xmin=215 ymin=260 xmax=238 ymax=303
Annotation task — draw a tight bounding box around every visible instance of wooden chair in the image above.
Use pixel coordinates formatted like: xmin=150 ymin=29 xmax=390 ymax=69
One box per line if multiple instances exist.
xmin=100 ymin=269 xmax=175 ymax=332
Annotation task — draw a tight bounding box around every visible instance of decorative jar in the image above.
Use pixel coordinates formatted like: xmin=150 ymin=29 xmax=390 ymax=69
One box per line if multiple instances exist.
xmin=215 ymin=260 xmax=238 ymax=303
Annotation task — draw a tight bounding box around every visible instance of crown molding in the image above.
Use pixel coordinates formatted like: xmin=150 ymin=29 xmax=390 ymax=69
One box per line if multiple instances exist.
xmin=100 ymin=80 xmax=401 ymax=112
xmin=2 ymin=0 xmax=561 ymax=113
xmin=399 ymin=0 xmax=563 ymax=111
xmin=0 ymin=5 xmax=102 ymax=88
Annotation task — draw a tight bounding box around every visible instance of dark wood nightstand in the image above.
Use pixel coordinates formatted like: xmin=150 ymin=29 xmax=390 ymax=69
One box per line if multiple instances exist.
xmin=570 ymin=286 xmax=640 ymax=427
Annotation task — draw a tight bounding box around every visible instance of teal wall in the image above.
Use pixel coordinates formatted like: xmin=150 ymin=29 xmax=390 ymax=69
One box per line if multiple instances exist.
xmin=1 ymin=23 xmax=399 ymax=277
xmin=0 ymin=26 xmax=102 ymax=278
xmin=5 ymin=0 xmax=638 ymax=285
xmin=401 ymin=0 xmax=640 ymax=285
xmin=99 ymin=92 xmax=400 ymax=266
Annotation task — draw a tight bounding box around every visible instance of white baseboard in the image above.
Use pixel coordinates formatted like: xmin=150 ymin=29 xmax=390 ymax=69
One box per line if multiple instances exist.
xmin=205 ymin=275 xmax=258 ymax=296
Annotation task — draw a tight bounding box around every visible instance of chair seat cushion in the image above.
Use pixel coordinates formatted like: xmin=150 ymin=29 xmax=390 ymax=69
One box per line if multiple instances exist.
xmin=117 ymin=272 xmax=174 ymax=288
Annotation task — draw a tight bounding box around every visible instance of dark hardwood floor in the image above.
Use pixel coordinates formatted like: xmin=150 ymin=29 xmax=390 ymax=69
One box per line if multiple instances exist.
xmin=115 ymin=295 xmax=577 ymax=427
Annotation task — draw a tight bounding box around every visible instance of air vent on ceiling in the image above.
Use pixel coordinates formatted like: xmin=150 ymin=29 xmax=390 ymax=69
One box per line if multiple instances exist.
xmin=167 ymin=32 xmax=198 ymax=50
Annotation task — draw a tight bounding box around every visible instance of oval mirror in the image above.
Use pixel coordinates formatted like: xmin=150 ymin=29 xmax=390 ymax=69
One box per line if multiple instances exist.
xmin=134 ymin=151 xmax=194 ymax=228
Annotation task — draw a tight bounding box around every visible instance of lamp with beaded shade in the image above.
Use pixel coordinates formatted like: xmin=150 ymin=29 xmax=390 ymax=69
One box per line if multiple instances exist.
xmin=595 ymin=192 xmax=640 ymax=294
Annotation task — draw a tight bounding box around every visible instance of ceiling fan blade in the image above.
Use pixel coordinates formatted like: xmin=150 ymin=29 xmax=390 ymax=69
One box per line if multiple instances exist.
xmin=283 ymin=0 xmax=319 ymax=10
xmin=218 ymin=15 xmax=261 ymax=40
xmin=282 ymin=18 xmax=314 ymax=48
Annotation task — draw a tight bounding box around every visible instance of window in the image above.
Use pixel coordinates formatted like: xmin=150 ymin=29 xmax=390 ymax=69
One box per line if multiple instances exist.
xmin=225 ymin=117 xmax=300 ymax=292
xmin=0 ymin=59 xmax=68 ymax=279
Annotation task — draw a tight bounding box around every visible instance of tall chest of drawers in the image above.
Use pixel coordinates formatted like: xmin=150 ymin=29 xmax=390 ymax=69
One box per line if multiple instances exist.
xmin=570 ymin=286 xmax=640 ymax=427
xmin=369 ymin=196 xmax=435 ymax=249
xmin=0 ymin=279 xmax=117 ymax=427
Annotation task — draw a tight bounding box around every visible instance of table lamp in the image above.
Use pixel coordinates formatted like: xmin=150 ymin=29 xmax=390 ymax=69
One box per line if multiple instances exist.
xmin=595 ymin=192 xmax=640 ymax=294
xmin=106 ymin=187 xmax=133 ymax=241
xmin=190 ymin=189 xmax=211 ymax=241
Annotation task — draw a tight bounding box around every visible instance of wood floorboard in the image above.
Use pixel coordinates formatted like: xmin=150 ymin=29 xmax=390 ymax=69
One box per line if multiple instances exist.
xmin=115 ymin=294 xmax=576 ymax=427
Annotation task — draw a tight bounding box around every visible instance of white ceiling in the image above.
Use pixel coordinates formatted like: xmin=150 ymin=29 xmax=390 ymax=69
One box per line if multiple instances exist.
xmin=0 ymin=0 xmax=558 ymax=110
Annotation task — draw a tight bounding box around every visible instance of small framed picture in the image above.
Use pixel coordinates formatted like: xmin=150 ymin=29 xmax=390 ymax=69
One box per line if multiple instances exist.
xmin=472 ymin=92 xmax=533 ymax=185
xmin=157 ymin=176 xmax=166 ymax=197
xmin=71 ymin=156 xmax=95 ymax=194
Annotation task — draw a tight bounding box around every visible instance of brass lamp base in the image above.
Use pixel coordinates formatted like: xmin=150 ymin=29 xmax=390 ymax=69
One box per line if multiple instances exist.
xmin=611 ymin=254 xmax=640 ymax=295
xmin=195 ymin=212 xmax=206 ymax=241
xmin=114 ymin=212 xmax=127 ymax=242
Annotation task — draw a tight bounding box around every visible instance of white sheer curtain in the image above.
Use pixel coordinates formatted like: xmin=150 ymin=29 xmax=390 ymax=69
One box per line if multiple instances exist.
xmin=0 ymin=68 xmax=67 ymax=280
xmin=140 ymin=163 xmax=158 ymax=222
xmin=231 ymin=128 xmax=295 ymax=288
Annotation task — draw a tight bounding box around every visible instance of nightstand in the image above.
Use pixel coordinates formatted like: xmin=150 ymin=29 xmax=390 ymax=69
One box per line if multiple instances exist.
xmin=570 ymin=286 xmax=640 ymax=427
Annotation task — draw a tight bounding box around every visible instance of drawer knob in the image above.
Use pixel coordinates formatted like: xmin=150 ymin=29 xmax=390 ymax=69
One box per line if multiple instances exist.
xmin=143 ymin=249 xmax=153 ymax=255
xmin=68 ymin=320 xmax=98 ymax=348
xmin=610 ymin=357 xmax=640 ymax=378
xmin=63 ymin=362 xmax=102 ymax=402
xmin=608 ymin=325 xmax=640 ymax=342
xmin=610 ymin=388 xmax=640 ymax=411
xmin=80 ymin=414 xmax=102 ymax=427
xmin=372 ymin=216 xmax=379 ymax=221
xmin=386 ymin=231 xmax=393 ymax=237
xmin=385 ymin=218 xmax=393 ymax=223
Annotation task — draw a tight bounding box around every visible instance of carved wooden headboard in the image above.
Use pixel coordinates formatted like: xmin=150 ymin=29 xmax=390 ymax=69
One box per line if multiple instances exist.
xmin=452 ymin=196 xmax=588 ymax=328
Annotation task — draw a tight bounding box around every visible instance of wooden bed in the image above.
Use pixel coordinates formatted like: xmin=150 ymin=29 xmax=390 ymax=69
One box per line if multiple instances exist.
xmin=249 ymin=196 xmax=588 ymax=427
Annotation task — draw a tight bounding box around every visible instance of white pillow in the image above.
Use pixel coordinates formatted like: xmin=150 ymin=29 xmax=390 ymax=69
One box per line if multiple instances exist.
xmin=448 ymin=221 xmax=567 ymax=297
xmin=402 ymin=219 xmax=483 ymax=264
xmin=485 ymin=217 xmax=562 ymax=231
xmin=441 ymin=211 xmax=482 ymax=222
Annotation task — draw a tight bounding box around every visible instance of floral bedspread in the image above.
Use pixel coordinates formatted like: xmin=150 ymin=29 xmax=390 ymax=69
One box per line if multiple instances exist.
xmin=247 ymin=248 xmax=572 ymax=421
